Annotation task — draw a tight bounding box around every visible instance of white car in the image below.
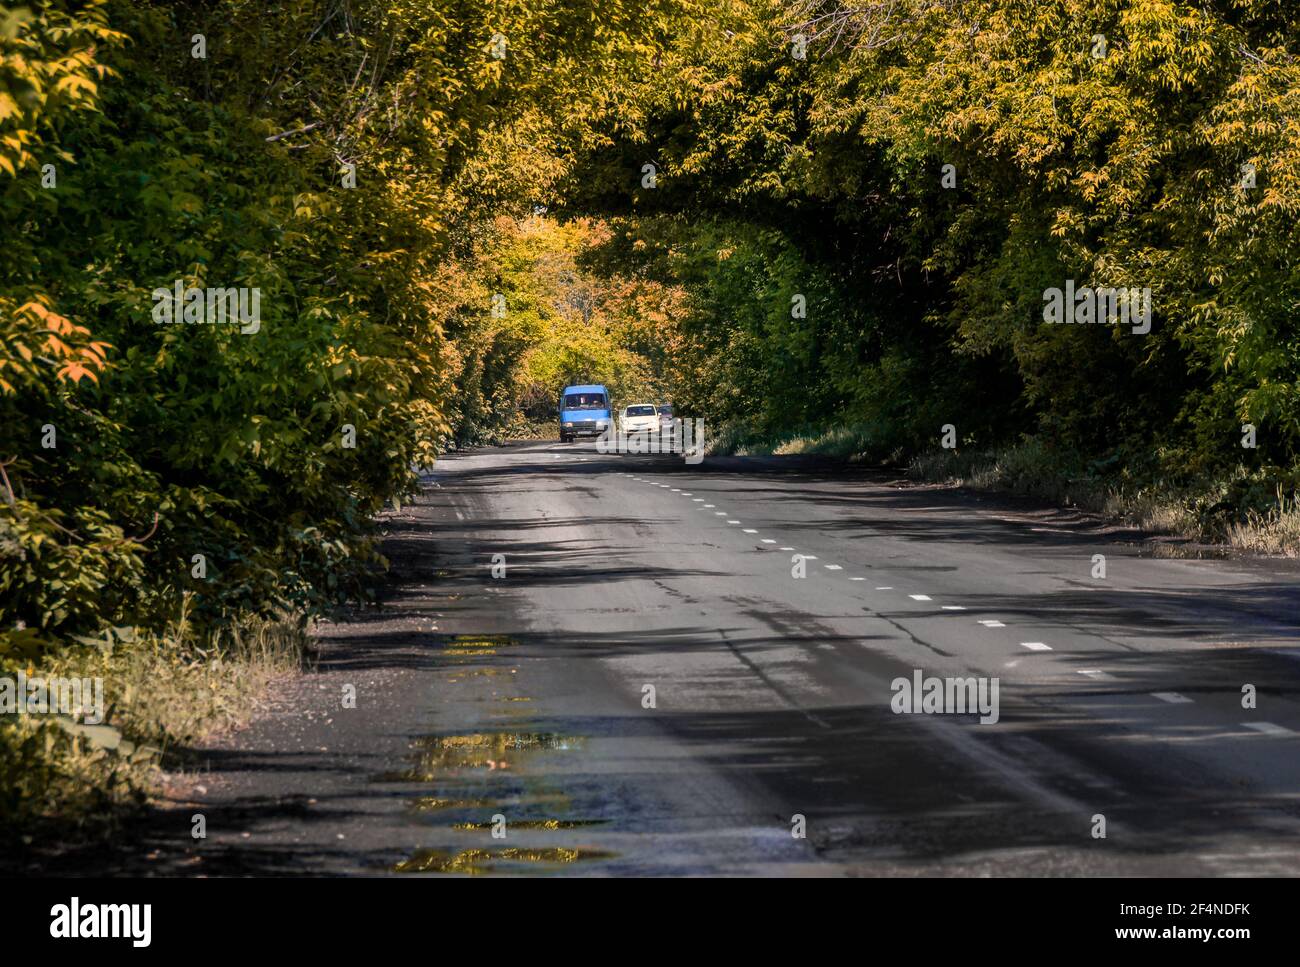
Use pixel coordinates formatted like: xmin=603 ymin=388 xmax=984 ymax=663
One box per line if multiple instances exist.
xmin=621 ymin=403 xmax=659 ymax=434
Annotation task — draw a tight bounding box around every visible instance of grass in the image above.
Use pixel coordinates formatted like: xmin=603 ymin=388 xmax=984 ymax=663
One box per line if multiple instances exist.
xmin=0 ymin=599 xmax=311 ymax=844
xmin=708 ymin=419 xmax=899 ymax=462
xmin=1226 ymin=497 xmax=1300 ymax=556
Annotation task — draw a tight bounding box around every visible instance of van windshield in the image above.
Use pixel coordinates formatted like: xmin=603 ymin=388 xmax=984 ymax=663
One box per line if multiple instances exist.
xmin=625 ymin=405 xmax=656 ymax=417
xmin=563 ymin=393 xmax=606 ymax=410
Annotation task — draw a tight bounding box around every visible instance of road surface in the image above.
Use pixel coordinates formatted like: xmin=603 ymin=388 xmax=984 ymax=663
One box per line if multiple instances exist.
xmin=56 ymin=440 xmax=1300 ymax=875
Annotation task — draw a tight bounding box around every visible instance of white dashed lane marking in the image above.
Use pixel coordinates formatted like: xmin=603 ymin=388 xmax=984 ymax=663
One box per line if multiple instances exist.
xmin=643 ymin=471 xmax=1235 ymax=734
xmin=1242 ymin=721 xmax=1293 ymax=736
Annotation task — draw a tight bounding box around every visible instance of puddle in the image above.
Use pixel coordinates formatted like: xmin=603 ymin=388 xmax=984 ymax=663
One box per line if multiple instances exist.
xmin=375 ymin=731 xmax=584 ymax=782
xmin=392 ymin=846 xmax=616 ymax=875
xmin=447 ymin=667 xmax=511 ymax=679
xmin=409 ymin=797 xmax=495 ymax=813
xmin=439 ymin=634 xmax=514 ymax=657
xmin=451 ymin=818 xmax=607 ymax=831
xmin=442 ymin=634 xmax=516 ymax=656
xmin=408 ymin=790 xmax=573 ymax=814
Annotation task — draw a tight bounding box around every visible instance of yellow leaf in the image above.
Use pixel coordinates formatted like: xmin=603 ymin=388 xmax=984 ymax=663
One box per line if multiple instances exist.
xmin=58 ymin=362 xmax=97 ymax=385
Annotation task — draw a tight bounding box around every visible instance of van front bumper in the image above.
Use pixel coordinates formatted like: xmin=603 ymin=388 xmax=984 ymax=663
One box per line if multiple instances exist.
xmin=562 ymin=420 xmax=608 ymax=436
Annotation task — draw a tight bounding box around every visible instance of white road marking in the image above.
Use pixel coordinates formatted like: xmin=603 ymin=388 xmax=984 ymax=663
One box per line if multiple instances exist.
xmin=941 ymin=605 xmax=966 ymax=611
xmin=978 ymin=619 xmax=1005 ymax=628
xmin=715 ymin=512 xmax=726 ymax=516
xmin=801 ymin=555 xmax=818 ymax=560
xmin=1078 ymin=669 xmax=1114 ymax=680
xmin=825 ymin=564 xmax=842 ymax=570
xmin=670 ymin=488 xmax=681 ymax=492
xmin=909 ymin=594 xmax=932 ymax=601
xmin=681 ymin=492 xmax=692 ymax=496
xmin=693 ymin=498 xmax=705 ymax=502
xmin=1152 ymin=692 xmax=1193 ymax=704
xmin=875 ymin=586 xmax=892 ymax=590
xmin=850 ymin=577 xmax=866 ymax=581
xmin=1242 ymin=721 xmax=1293 ymax=736
xmin=1020 ymin=641 xmax=1051 ymax=651
xmin=727 ymin=519 xmax=741 ymax=524
xmin=779 ymin=546 xmax=794 ymax=551
xmin=743 ymin=528 xmax=758 ymax=533
xmin=761 ymin=539 xmax=776 ymax=544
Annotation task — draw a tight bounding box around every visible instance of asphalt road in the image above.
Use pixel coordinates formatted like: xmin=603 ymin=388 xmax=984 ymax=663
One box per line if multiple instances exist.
xmin=58 ymin=440 xmax=1300 ymax=876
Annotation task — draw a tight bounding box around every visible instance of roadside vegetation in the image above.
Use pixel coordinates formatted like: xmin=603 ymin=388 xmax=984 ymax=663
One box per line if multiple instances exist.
xmin=0 ymin=0 xmax=692 ymax=838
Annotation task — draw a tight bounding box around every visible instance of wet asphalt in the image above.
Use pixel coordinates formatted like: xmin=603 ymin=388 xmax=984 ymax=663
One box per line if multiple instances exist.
xmin=41 ymin=440 xmax=1300 ymax=876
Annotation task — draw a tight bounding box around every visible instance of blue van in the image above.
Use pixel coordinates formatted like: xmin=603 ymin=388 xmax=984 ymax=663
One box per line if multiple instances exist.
xmin=558 ymin=384 xmax=611 ymax=442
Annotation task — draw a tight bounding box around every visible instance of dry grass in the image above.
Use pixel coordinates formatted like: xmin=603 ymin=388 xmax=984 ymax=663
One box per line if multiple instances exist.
xmin=0 ymin=603 xmax=310 ymax=840
xmin=710 ymin=420 xmax=892 ymax=461
xmin=1226 ymin=499 xmax=1300 ymax=557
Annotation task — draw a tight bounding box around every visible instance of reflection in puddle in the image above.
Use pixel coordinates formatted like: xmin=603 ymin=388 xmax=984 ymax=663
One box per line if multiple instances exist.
xmin=383 ymin=633 xmax=605 ymax=874
xmin=451 ymin=667 xmax=509 ymax=678
xmin=392 ymin=846 xmax=615 ymax=875
xmin=409 ymin=797 xmax=494 ymax=813
xmin=376 ymin=731 xmax=584 ymax=782
xmin=442 ymin=634 xmax=516 ymax=657
xmin=451 ymin=818 xmax=607 ymax=830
